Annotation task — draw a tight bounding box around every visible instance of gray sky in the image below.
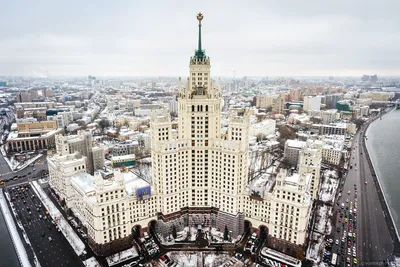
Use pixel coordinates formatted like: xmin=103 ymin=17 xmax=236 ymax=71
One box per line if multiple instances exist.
xmin=1 ymin=0 xmax=399 ymax=77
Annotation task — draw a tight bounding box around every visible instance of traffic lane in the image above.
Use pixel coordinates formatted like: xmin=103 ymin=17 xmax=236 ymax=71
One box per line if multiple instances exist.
xmin=355 ymin=130 xmax=393 ymax=263
xmin=1 ymin=152 xmax=48 ymax=180
xmin=8 ymin=185 xmax=83 ymax=267
xmin=1 ymin=161 xmax=49 ymax=188
xmin=11 ymin=186 xmax=83 ymax=267
xmin=359 ymin=148 xmax=393 ymax=261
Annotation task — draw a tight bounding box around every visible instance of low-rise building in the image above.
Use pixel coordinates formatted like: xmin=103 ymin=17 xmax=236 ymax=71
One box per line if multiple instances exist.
xmin=6 ymin=121 xmax=63 ymax=152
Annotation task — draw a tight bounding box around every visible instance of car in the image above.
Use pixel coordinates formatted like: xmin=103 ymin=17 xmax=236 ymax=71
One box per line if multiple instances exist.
xmin=335 ymin=239 xmax=339 ymax=245
xmin=346 ymin=199 xmax=349 ymax=203
xmin=353 ymin=251 xmax=357 ymax=257
xmin=338 ymin=218 xmax=342 ymax=222
xmin=327 ymin=238 xmax=333 ymax=244
xmin=347 ymin=190 xmax=351 ymax=195
xmin=347 ymin=257 xmax=351 ymax=263
xmin=354 ymin=258 xmax=358 ymax=264
xmin=353 ymin=233 xmax=356 ymax=238
xmin=48 ymin=237 xmax=52 ymax=242
xmin=365 ymin=181 xmax=368 ymax=185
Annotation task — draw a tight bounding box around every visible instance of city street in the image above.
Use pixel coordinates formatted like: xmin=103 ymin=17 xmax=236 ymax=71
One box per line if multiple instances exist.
xmin=356 ymin=123 xmax=393 ymax=263
xmin=0 ymin=152 xmax=48 ymax=187
xmin=6 ymin=184 xmax=83 ymax=267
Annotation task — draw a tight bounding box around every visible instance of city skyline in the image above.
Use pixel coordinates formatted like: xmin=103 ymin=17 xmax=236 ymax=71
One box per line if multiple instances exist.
xmin=1 ymin=0 xmax=400 ymax=77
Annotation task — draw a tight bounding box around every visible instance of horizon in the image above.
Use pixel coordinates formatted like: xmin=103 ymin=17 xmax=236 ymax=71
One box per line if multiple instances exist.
xmin=1 ymin=0 xmax=400 ymax=77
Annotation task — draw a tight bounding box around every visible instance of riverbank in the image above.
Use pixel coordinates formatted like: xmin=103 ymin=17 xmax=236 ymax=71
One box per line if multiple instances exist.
xmin=0 ymin=189 xmax=30 ymax=267
xmin=363 ymin=108 xmax=400 ymax=257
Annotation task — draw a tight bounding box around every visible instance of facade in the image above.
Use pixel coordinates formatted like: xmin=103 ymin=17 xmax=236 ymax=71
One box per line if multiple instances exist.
xmin=48 ymin=152 xmax=87 ymax=203
xmin=256 ymin=95 xmax=284 ymax=114
xmin=111 ymin=141 xmax=139 ymax=156
xmin=284 ymin=140 xmax=306 ymax=167
xmin=320 ymin=136 xmax=344 ymax=165
xmin=6 ymin=121 xmax=63 ymax=152
xmin=311 ymin=123 xmax=347 ymax=136
xmin=47 ymin=111 xmax=73 ymax=128
xmin=47 ymin=14 xmax=316 ymax=256
xmin=55 ymin=130 xmax=105 ymax=175
xmin=303 ymin=96 xmax=321 ymax=112
xmin=297 ymin=140 xmax=323 ymax=200
xmin=111 ymin=154 xmax=136 ymax=167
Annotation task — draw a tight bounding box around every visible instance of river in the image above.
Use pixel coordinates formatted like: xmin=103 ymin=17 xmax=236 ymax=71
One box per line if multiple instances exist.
xmin=0 ymin=208 xmax=21 ymax=267
xmin=366 ymin=109 xmax=400 ymax=232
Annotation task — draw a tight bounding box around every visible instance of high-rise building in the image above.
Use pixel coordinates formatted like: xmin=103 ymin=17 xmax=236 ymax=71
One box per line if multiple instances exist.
xmin=303 ymin=96 xmax=322 ymax=112
xmin=47 ymin=14 xmax=315 ymax=256
xmin=55 ymin=130 xmax=104 ymax=175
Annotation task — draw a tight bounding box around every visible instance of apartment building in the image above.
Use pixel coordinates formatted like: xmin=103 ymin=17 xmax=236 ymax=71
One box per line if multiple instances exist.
xmin=256 ymin=95 xmax=284 ymax=114
xmin=297 ymin=140 xmax=323 ymax=200
xmin=55 ymin=130 xmax=104 ymax=175
xmin=284 ymin=140 xmax=306 ymax=166
xmin=303 ymin=96 xmax=321 ymax=112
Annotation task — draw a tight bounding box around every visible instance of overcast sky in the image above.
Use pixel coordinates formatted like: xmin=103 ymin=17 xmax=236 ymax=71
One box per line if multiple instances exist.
xmin=1 ymin=0 xmax=399 ymax=77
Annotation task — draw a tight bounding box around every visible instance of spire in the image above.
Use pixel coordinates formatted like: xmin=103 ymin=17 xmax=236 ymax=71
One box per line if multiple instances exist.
xmin=197 ymin=12 xmax=203 ymax=52
xmin=195 ymin=12 xmax=206 ymax=60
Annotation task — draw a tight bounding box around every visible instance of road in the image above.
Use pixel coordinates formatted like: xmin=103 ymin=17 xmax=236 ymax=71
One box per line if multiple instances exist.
xmin=356 ymin=120 xmax=393 ymax=263
xmin=5 ymin=184 xmax=83 ymax=267
xmin=0 ymin=152 xmax=48 ymax=187
xmin=328 ymin=115 xmax=394 ymax=266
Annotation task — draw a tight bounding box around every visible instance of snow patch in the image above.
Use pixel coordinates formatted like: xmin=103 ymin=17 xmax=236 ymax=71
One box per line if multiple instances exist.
xmin=106 ymin=247 xmax=139 ymax=266
xmin=83 ymin=257 xmax=101 ymax=267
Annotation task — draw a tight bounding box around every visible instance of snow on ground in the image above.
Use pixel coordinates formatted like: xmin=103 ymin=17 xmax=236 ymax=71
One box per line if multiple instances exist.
xmin=319 ymin=170 xmax=339 ymax=203
xmin=83 ymin=257 xmax=101 ymax=267
xmin=161 ymin=252 xmax=233 ymax=267
xmin=0 ymin=189 xmax=33 ymax=267
xmin=31 ymin=181 xmax=86 ymax=256
xmin=106 ymin=247 xmax=139 ymax=266
xmin=314 ymin=204 xmax=333 ymax=235
xmin=168 ymin=251 xmax=198 ymax=267
xmin=306 ymin=232 xmax=324 ymax=264
xmin=3 ymin=153 xmax=42 ymax=172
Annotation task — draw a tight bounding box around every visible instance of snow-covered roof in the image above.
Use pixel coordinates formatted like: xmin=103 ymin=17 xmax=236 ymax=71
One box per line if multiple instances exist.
xmin=286 ymin=139 xmax=306 ymax=149
xmin=71 ymin=172 xmax=96 ymax=195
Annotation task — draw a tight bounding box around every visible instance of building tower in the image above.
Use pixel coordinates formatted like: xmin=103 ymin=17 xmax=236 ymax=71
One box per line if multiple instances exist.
xmin=151 ymin=13 xmax=250 ymax=237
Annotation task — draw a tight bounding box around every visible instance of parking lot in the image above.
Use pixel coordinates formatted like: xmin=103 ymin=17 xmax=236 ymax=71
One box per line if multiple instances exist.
xmin=7 ymin=184 xmax=83 ymax=267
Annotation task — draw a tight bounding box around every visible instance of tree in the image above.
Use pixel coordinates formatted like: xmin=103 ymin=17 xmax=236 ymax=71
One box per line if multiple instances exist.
xmin=172 ymin=225 xmax=177 ymax=239
xmin=296 ymin=248 xmax=305 ymax=261
xmin=123 ymin=119 xmax=130 ymax=128
xmin=223 ymin=225 xmax=229 ymax=241
xmin=98 ymin=119 xmax=110 ymax=134
xmin=353 ymin=119 xmax=364 ymax=128
xmin=280 ymin=157 xmax=293 ymax=169
xmin=115 ymin=124 xmax=122 ymax=137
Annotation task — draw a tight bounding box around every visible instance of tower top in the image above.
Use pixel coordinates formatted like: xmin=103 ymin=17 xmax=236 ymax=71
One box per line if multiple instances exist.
xmin=194 ymin=12 xmax=206 ymax=60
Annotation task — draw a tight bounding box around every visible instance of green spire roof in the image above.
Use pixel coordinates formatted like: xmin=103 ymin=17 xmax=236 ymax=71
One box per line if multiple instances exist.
xmin=194 ymin=12 xmax=206 ymax=60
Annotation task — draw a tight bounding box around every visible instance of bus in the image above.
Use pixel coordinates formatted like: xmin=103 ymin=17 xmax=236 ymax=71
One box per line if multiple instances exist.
xmin=331 ymin=253 xmax=338 ymax=266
